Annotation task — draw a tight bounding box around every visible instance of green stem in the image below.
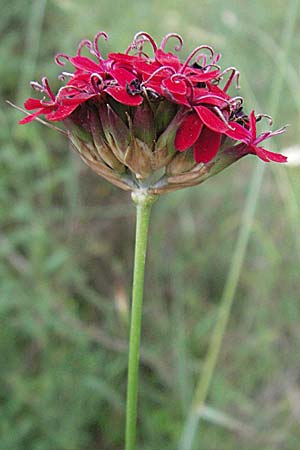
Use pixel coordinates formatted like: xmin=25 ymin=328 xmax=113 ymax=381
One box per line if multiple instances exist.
xmin=125 ymin=191 xmax=157 ymax=450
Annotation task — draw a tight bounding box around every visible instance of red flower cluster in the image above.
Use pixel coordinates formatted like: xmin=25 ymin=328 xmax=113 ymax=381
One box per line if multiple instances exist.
xmin=20 ymin=31 xmax=287 ymax=191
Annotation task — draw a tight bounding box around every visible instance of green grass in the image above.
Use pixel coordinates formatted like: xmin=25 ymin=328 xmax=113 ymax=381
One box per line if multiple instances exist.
xmin=1 ymin=1 xmax=300 ymax=449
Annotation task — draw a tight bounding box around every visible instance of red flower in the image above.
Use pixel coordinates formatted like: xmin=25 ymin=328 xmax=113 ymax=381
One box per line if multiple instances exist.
xmin=105 ymin=68 xmax=143 ymax=106
xmin=17 ymin=30 xmax=287 ymax=193
xmin=226 ymin=111 xmax=287 ymax=162
xmin=19 ymin=76 xmax=99 ymax=124
xmin=174 ymin=109 xmax=228 ymax=163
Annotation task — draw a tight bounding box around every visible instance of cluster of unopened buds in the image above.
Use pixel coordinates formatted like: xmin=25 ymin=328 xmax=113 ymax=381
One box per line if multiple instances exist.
xmin=20 ymin=31 xmax=287 ymax=194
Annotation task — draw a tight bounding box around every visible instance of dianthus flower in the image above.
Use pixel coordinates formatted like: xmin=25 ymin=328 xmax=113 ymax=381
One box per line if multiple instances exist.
xmin=17 ymin=31 xmax=289 ymax=450
xmin=19 ymin=31 xmax=287 ymax=194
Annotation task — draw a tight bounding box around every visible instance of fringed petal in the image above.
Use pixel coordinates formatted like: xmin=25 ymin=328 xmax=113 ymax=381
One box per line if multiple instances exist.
xmin=105 ymin=86 xmax=143 ymax=106
xmin=194 ymin=105 xmax=228 ymax=133
xmin=174 ymin=113 xmax=203 ymax=152
xmin=69 ymin=56 xmax=102 ymax=73
xmin=193 ymin=127 xmax=221 ymax=163
xmin=254 ymin=146 xmax=287 ymax=163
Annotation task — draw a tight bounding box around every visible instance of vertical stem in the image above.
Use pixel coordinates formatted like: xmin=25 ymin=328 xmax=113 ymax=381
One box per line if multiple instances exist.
xmin=125 ymin=191 xmax=157 ymax=450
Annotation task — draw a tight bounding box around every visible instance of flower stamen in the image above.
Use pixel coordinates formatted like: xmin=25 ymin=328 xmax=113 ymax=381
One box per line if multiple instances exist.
xmin=229 ymin=96 xmax=244 ymax=109
xmin=170 ymin=73 xmax=195 ymax=103
xmin=58 ymin=72 xmax=75 ymax=81
xmin=217 ymin=67 xmax=240 ymax=91
xmin=93 ymin=31 xmax=109 ymax=60
xmin=131 ymin=31 xmax=158 ymax=53
xmin=142 ymin=66 xmax=176 ymax=86
xmin=30 ymin=77 xmax=56 ymax=102
xmin=255 ymin=113 xmax=273 ymax=126
xmin=212 ymin=106 xmax=234 ymax=129
xmin=90 ymin=73 xmax=105 ymax=93
xmin=126 ymin=79 xmax=143 ymax=96
xmin=56 ymin=85 xmax=87 ymax=98
xmin=180 ymin=45 xmax=214 ymax=73
xmin=55 ymin=53 xmax=71 ymax=66
xmin=160 ymin=33 xmax=183 ymax=52
xmin=76 ymin=39 xmax=93 ymax=55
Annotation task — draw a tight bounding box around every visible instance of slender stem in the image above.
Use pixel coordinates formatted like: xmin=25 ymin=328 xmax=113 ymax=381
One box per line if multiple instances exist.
xmin=125 ymin=191 xmax=157 ymax=450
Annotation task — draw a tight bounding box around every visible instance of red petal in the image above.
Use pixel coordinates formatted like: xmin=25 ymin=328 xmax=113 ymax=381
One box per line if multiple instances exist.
xmin=69 ymin=56 xmax=102 ymax=73
xmin=193 ymin=90 xmax=228 ymax=108
xmin=71 ymin=72 xmax=92 ymax=83
xmin=207 ymin=83 xmax=231 ymax=100
xmin=155 ymin=49 xmax=181 ymax=70
xmin=193 ymin=127 xmax=221 ymax=163
xmin=174 ymin=113 xmax=203 ymax=151
xmin=144 ymin=80 xmax=163 ymax=96
xmin=105 ymin=86 xmax=143 ymax=106
xmin=194 ymin=105 xmax=228 ymax=133
xmin=249 ymin=110 xmax=257 ymax=139
xmin=162 ymin=77 xmax=187 ymax=95
xmin=24 ymin=98 xmax=44 ymax=110
xmin=134 ymin=60 xmax=161 ymax=77
xmin=226 ymin=121 xmax=250 ymax=142
xmin=19 ymin=108 xmax=49 ymax=124
xmin=188 ymin=70 xmax=220 ymax=83
xmin=193 ymin=87 xmax=209 ymax=97
xmin=108 ymin=52 xmax=140 ymax=64
xmin=46 ymin=104 xmax=80 ymax=121
xmin=161 ymin=86 xmax=190 ymax=106
xmin=60 ymin=94 xmax=96 ymax=106
xmin=254 ymin=146 xmax=287 ymax=163
xmin=111 ymin=68 xmax=136 ymax=87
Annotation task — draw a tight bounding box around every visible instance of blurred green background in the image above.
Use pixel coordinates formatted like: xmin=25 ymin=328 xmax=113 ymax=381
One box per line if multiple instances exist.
xmin=1 ymin=0 xmax=300 ymax=449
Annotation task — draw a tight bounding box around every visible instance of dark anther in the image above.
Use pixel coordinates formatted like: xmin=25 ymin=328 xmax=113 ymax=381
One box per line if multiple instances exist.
xmin=126 ymin=79 xmax=142 ymax=96
xmin=197 ymin=82 xmax=206 ymax=88
xmin=230 ymin=106 xmax=249 ymax=125
xmin=191 ymin=61 xmax=204 ymax=70
xmin=144 ymin=88 xmax=162 ymax=101
xmin=231 ymin=106 xmax=247 ymax=122
xmin=190 ymin=62 xmax=206 ymax=88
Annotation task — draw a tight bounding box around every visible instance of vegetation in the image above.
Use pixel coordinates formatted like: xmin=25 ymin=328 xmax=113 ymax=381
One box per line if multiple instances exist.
xmin=1 ymin=0 xmax=300 ymax=448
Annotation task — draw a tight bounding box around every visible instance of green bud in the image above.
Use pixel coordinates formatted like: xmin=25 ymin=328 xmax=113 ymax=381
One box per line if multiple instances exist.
xmin=98 ymin=103 xmax=130 ymax=163
xmin=206 ymin=143 xmax=246 ymax=177
xmin=79 ymin=152 xmax=132 ymax=191
xmin=166 ymin=143 xmax=245 ymax=189
xmin=124 ymin=137 xmax=152 ymax=179
xmin=62 ymin=96 xmax=248 ymax=195
xmin=68 ymin=131 xmax=100 ymax=163
xmin=90 ymin=109 xmax=125 ymax=173
xmin=167 ymin=164 xmax=208 ymax=185
xmin=154 ymin=100 xmax=177 ymax=136
xmin=166 ymin=148 xmax=197 ymax=176
xmin=133 ymin=101 xmax=155 ymax=148
xmin=153 ymin=109 xmax=185 ymax=169
xmin=64 ymin=118 xmax=93 ymax=144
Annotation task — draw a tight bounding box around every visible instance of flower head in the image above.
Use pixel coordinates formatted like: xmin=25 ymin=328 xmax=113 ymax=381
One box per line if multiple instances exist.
xmin=19 ymin=31 xmax=287 ymax=194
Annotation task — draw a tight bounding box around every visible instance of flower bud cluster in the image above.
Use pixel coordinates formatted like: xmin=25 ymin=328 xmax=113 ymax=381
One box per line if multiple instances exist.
xmin=20 ymin=31 xmax=287 ymax=193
